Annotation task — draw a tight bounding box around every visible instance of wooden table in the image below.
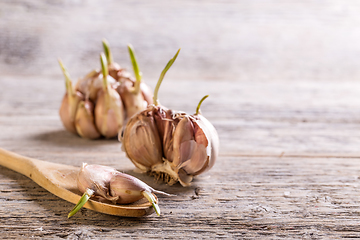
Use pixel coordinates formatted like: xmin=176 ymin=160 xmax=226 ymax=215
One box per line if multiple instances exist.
xmin=1 ymin=75 xmax=360 ymax=239
xmin=2 ymin=0 xmax=360 ymax=239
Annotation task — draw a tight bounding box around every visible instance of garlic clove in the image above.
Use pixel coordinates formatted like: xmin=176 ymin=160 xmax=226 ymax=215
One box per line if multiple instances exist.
xmin=171 ymin=115 xmax=210 ymax=176
xmin=122 ymin=108 xmax=163 ymax=171
xmin=94 ymin=53 xmax=125 ymax=138
xmin=140 ymin=82 xmax=153 ymax=105
xmin=109 ymin=171 xmax=153 ymax=204
xmin=69 ymin=163 xmax=167 ymax=217
xmin=116 ymin=44 xmax=152 ymax=119
xmin=171 ymin=116 xmax=196 ymax=166
xmin=75 ymin=100 xmax=101 ymax=139
xmin=117 ymin=78 xmax=148 ymax=119
xmin=95 ymin=88 xmax=125 ymax=138
xmin=77 ymin=163 xmax=115 ymax=201
xmin=58 ymin=59 xmax=84 ymax=134
xmin=102 ymin=39 xmax=124 ymax=80
xmin=194 ymin=114 xmax=219 ymax=172
xmin=75 ymin=71 xmax=118 ymax=102
xmin=59 ymin=92 xmax=84 ymax=134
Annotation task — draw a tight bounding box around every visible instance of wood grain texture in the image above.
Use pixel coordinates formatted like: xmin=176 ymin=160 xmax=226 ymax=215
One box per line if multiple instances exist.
xmin=1 ymin=75 xmax=360 ymax=238
xmin=2 ymin=0 xmax=360 ymax=239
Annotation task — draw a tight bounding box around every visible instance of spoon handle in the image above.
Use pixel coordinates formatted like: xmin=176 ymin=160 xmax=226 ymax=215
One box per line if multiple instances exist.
xmin=0 ymin=148 xmax=36 ymax=178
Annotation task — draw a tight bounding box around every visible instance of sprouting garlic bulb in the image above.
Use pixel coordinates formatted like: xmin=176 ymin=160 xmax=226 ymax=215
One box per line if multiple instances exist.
xmin=58 ymin=40 xmax=153 ymax=139
xmin=68 ymin=163 xmax=170 ymax=218
xmin=122 ymin=49 xmax=219 ymax=186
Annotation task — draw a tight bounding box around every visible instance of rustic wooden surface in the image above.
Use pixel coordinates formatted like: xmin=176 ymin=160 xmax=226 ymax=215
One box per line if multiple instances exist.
xmin=2 ymin=0 xmax=360 ymax=239
xmin=1 ymin=76 xmax=360 ymax=239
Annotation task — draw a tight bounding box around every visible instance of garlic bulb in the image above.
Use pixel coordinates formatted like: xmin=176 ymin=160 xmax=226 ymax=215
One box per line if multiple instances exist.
xmin=58 ymin=40 xmax=153 ymax=139
xmin=122 ymin=49 xmax=219 ymax=186
xmin=68 ymin=163 xmax=169 ymax=218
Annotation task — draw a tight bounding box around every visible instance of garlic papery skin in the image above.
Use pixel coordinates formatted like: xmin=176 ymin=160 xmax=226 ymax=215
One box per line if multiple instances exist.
xmin=68 ymin=163 xmax=167 ymax=217
xmin=192 ymin=114 xmax=219 ymax=172
xmin=77 ymin=163 xmax=116 ymax=201
xmin=75 ymin=70 xmax=118 ymax=102
xmin=122 ymin=106 xmax=164 ymax=172
xmin=75 ymin=100 xmax=101 ymax=139
xmin=94 ymin=53 xmax=125 ymax=138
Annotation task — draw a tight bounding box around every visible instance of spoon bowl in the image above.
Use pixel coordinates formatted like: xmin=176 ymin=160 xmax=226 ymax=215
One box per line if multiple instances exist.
xmin=0 ymin=148 xmax=155 ymax=217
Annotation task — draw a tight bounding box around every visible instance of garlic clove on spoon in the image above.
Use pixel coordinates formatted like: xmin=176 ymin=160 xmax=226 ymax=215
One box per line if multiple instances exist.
xmin=69 ymin=163 xmax=169 ymax=218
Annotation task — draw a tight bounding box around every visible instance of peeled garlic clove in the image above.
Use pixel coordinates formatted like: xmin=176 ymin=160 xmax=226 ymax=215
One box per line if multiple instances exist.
xmin=75 ymin=100 xmax=101 ymax=139
xmin=95 ymin=87 xmax=124 ymax=138
xmin=122 ymin=107 xmax=163 ymax=171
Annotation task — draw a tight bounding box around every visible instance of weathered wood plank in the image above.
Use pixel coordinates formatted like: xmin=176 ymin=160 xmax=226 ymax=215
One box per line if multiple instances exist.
xmin=1 ymin=74 xmax=360 ymax=238
xmin=1 ymin=155 xmax=360 ymax=238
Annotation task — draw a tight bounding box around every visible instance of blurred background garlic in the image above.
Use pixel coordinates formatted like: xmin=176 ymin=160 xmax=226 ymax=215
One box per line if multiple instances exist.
xmin=122 ymin=49 xmax=219 ymax=186
xmin=58 ymin=40 xmax=153 ymax=139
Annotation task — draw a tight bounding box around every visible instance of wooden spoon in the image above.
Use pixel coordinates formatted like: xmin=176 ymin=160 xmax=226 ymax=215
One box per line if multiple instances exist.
xmin=0 ymin=148 xmax=155 ymax=217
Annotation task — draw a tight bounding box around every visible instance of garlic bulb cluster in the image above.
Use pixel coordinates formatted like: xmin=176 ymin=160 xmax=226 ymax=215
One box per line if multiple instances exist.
xmin=68 ymin=163 xmax=169 ymax=218
xmin=59 ymin=40 xmax=152 ymax=139
xmin=122 ymin=50 xmax=219 ymax=186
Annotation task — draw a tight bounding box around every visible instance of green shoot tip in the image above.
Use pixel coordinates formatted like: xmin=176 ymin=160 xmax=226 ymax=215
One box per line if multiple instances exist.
xmin=195 ymin=95 xmax=209 ymax=115
xmin=68 ymin=189 xmax=94 ymax=218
